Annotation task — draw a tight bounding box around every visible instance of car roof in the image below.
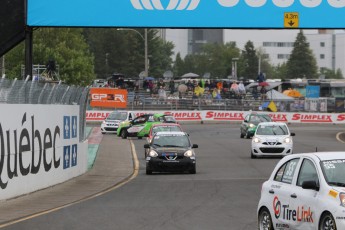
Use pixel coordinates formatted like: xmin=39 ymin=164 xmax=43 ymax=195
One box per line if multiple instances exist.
xmin=283 ymin=151 xmax=345 ymax=162
xmin=154 ymin=131 xmax=187 ymax=136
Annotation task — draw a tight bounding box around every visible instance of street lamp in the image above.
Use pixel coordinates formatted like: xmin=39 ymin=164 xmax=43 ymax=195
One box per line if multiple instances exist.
xmin=117 ymin=28 xmax=148 ymax=77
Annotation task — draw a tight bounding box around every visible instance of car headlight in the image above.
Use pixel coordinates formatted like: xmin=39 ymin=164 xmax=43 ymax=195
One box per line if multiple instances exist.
xmin=184 ymin=150 xmax=194 ymax=157
xmin=340 ymin=193 xmax=345 ymax=207
xmin=249 ymin=124 xmax=255 ymax=128
xmin=284 ymin=137 xmax=292 ymax=143
xmin=253 ymin=137 xmax=261 ymax=143
xmin=148 ymin=150 xmax=158 ymax=157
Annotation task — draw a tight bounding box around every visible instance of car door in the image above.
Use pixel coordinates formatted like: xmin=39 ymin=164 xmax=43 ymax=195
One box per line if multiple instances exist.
xmin=127 ymin=115 xmax=147 ymax=135
xmin=288 ymin=158 xmax=320 ymax=230
xmin=241 ymin=114 xmax=250 ymax=133
xmin=266 ymin=158 xmax=300 ymax=229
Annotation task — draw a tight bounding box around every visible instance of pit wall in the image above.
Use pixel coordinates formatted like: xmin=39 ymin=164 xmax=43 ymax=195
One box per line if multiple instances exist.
xmin=0 ymin=104 xmax=88 ymax=200
xmin=86 ymin=110 xmax=345 ymax=124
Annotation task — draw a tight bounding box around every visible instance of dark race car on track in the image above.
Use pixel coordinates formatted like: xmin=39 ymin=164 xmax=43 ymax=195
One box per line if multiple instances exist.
xmin=144 ymin=131 xmax=198 ymax=175
xmin=240 ymin=112 xmax=272 ymax=139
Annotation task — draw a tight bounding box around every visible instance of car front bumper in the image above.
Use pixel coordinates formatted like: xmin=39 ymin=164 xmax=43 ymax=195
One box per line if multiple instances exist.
xmin=101 ymin=124 xmax=119 ymax=133
xmin=252 ymin=142 xmax=293 ymax=157
xmin=146 ymin=157 xmax=195 ymax=172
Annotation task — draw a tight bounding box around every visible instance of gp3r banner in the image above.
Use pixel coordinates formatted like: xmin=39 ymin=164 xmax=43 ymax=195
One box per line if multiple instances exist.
xmin=27 ymin=0 xmax=345 ymax=28
xmin=89 ymin=88 xmax=128 ymax=109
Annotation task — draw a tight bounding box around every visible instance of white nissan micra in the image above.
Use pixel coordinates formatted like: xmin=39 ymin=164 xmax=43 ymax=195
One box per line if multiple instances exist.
xmin=258 ymin=152 xmax=345 ymax=230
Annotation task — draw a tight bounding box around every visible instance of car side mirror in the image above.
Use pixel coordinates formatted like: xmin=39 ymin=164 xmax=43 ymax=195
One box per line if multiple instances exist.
xmin=144 ymin=144 xmax=150 ymax=149
xmin=302 ymin=180 xmax=319 ymax=191
xmin=290 ymin=133 xmax=296 ymax=136
xmin=192 ymin=144 xmax=198 ymax=148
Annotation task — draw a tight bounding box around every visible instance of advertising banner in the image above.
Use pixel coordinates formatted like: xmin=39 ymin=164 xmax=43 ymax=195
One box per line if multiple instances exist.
xmin=86 ymin=110 xmax=345 ymax=124
xmin=0 ymin=105 xmax=87 ymax=200
xmin=89 ymin=88 xmax=128 ymax=109
xmin=27 ymin=0 xmax=345 ymax=28
xmin=306 ymin=85 xmax=320 ymax=98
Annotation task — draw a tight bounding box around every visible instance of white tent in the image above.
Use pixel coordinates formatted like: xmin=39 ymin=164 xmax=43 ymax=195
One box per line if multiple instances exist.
xmin=266 ymin=89 xmax=294 ymax=100
xmin=181 ymin=72 xmax=199 ymax=78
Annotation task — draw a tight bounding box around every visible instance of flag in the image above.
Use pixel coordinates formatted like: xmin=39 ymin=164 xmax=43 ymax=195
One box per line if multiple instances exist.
xmin=267 ymin=101 xmax=277 ymax=112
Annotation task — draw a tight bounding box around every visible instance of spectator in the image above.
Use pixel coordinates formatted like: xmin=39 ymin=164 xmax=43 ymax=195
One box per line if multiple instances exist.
xmin=157 ymin=78 xmax=166 ymax=88
xmin=169 ymin=80 xmax=175 ymax=95
xmin=186 ymin=80 xmax=194 ymax=91
xmin=238 ymin=81 xmax=246 ymax=95
xmin=158 ymin=86 xmax=167 ymax=103
xmin=204 ymin=80 xmax=210 ymax=89
xmin=257 ymin=72 xmax=265 ymax=83
xmin=148 ymin=80 xmax=154 ymax=94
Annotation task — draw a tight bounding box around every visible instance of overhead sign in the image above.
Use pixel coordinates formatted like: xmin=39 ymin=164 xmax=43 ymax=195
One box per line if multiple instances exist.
xmin=27 ymin=0 xmax=345 ymax=28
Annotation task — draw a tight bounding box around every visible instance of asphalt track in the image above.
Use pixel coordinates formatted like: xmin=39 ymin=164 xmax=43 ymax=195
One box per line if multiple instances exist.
xmin=1 ymin=123 xmax=345 ymax=230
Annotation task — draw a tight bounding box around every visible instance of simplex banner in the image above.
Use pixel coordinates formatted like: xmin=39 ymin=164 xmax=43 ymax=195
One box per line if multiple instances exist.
xmin=86 ymin=110 xmax=345 ymax=124
xmin=27 ymin=0 xmax=345 ymax=28
xmin=0 ymin=104 xmax=88 ymax=200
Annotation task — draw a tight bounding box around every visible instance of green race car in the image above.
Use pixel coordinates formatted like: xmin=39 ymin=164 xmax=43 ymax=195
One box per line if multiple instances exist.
xmin=117 ymin=113 xmax=172 ymax=139
xmin=240 ymin=113 xmax=272 ymax=139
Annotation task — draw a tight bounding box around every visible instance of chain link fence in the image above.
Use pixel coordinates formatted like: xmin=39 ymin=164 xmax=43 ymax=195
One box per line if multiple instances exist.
xmin=0 ymin=77 xmax=89 ymax=141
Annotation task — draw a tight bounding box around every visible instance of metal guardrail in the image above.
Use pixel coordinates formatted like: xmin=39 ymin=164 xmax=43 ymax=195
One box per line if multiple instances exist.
xmin=0 ymin=77 xmax=90 ymax=141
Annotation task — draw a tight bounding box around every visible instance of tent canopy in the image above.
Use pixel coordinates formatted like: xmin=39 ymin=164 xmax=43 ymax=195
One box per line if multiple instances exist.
xmin=266 ymin=89 xmax=294 ymax=100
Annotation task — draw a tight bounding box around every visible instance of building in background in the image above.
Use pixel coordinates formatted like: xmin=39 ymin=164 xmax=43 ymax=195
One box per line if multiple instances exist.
xmin=165 ymin=29 xmax=345 ymax=78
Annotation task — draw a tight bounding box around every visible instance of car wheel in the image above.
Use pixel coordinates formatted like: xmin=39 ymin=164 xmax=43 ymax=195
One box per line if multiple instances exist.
xmin=189 ymin=165 xmax=196 ymax=174
xmin=121 ymin=130 xmax=128 ymax=139
xmin=251 ymin=151 xmax=257 ymax=159
xmin=319 ymin=212 xmax=337 ymax=230
xmin=146 ymin=168 xmax=152 ymax=175
xmin=240 ymin=132 xmax=244 ymax=138
xmin=246 ymin=132 xmax=251 ymax=139
xmin=258 ymin=207 xmax=273 ymax=230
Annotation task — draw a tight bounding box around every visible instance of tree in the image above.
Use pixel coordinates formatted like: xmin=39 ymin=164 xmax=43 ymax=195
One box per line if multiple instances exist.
xmin=320 ymin=67 xmax=343 ymax=79
xmin=5 ymin=28 xmax=95 ymax=86
xmin=286 ymin=30 xmax=318 ymax=79
xmin=239 ymin=41 xmax=258 ymax=80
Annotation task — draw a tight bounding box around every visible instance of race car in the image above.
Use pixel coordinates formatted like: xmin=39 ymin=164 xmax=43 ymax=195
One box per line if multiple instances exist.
xmin=257 ymin=152 xmax=345 ymax=230
xmin=144 ymin=131 xmax=197 ymax=175
xmin=117 ymin=113 xmax=176 ymax=139
xmin=240 ymin=112 xmax=272 ymax=139
xmin=100 ymin=111 xmax=136 ymax=134
xmin=251 ymin=122 xmax=295 ymax=158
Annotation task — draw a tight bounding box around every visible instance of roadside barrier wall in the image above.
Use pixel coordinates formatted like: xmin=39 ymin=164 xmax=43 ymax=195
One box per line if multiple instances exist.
xmin=86 ymin=110 xmax=345 ymax=124
xmin=0 ymin=78 xmax=90 ymax=201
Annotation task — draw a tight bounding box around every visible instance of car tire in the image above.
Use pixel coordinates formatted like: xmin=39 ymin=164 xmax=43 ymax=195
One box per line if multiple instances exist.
xmin=319 ymin=212 xmax=337 ymax=230
xmin=246 ymin=133 xmax=251 ymax=139
xmin=189 ymin=165 xmax=196 ymax=174
xmin=146 ymin=168 xmax=152 ymax=175
xmin=121 ymin=130 xmax=128 ymax=139
xmin=251 ymin=151 xmax=257 ymax=159
xmin=258 ymin=207 xmax=273 ymax=230
xmin=240 ymin=132 xmax=244 ymax=138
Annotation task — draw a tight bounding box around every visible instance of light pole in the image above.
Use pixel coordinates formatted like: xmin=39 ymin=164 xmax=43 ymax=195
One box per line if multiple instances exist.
xmin=117 ymin=28 xmax=148 ymax=77
xmin=232 ymin=58 xmax=239 ymax=80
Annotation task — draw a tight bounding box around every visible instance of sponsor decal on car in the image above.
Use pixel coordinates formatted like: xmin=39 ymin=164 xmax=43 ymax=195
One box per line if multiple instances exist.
xmin=329 ymin=189 xmax=339 ymax=198
xmin=273 ymin=196 xmax=314 ymax=223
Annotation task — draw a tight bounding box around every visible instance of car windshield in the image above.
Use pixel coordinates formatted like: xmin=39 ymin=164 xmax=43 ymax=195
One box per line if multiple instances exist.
xmin=107 ymin=112 xmax=128 ymax=121
xmin=152 ymin=126 xmax=182 ymax=135
xmin=249 ymin=115 xmax=271 ymax=124
xmin=151 ymin=134 xmax=190 ymax=148
xmin=321 ymin=159 xmax=345 ymax=186
xmin=256 ymin=124 xmax=289 ymax=135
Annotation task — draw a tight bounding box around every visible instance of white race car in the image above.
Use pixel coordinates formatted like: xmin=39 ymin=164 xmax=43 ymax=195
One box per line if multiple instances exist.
xmin=258 ymin=152 xmax=345 ymax=230
xmin=251 ymin=122 xmax=295 ymax=158
xmin=101 ymin=111 xmax=136 ymax=134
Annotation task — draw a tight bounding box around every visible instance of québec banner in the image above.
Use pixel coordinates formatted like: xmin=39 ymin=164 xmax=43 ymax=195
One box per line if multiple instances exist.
xmin=27 ymin=0 xmax=345 ymax=28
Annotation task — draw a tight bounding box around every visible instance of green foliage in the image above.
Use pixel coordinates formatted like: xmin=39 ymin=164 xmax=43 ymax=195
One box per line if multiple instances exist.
xmin=320 ymin=67 xmax=344 ymax=79
xmin=5 ymin=28 xmax=95 ymax=86
xmin=84 ymin=28 xmax=175 ymax=79
xmin=239 ymin=41 xmax=258 ymax=80
xmin=286 ymin=30 xmax=318 ymax=79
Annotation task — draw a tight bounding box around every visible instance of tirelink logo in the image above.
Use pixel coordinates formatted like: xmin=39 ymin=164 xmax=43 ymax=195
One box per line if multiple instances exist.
xmin=130 ymin=0 xmax=345 ymax=10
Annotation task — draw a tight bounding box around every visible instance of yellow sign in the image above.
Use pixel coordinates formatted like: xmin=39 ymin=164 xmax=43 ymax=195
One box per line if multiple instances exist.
xmin=284 ymin=12 xmax=299 ymax=28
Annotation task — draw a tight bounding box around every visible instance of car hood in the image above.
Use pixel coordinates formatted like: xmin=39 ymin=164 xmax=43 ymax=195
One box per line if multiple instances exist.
xmin=154 ymin=147 xmax=190 ymax=155
xmin=254 ymin=135 xmax=291 ymax=142
xmin=105 ymin=119 xmax=123 ymax=123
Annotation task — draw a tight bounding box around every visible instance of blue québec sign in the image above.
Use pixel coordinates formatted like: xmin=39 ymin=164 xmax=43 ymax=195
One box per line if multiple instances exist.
xmin=27 ymin=0 xmax=345 ymax=28
xmin=63 ymin=116 xmax=78 ymax=169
